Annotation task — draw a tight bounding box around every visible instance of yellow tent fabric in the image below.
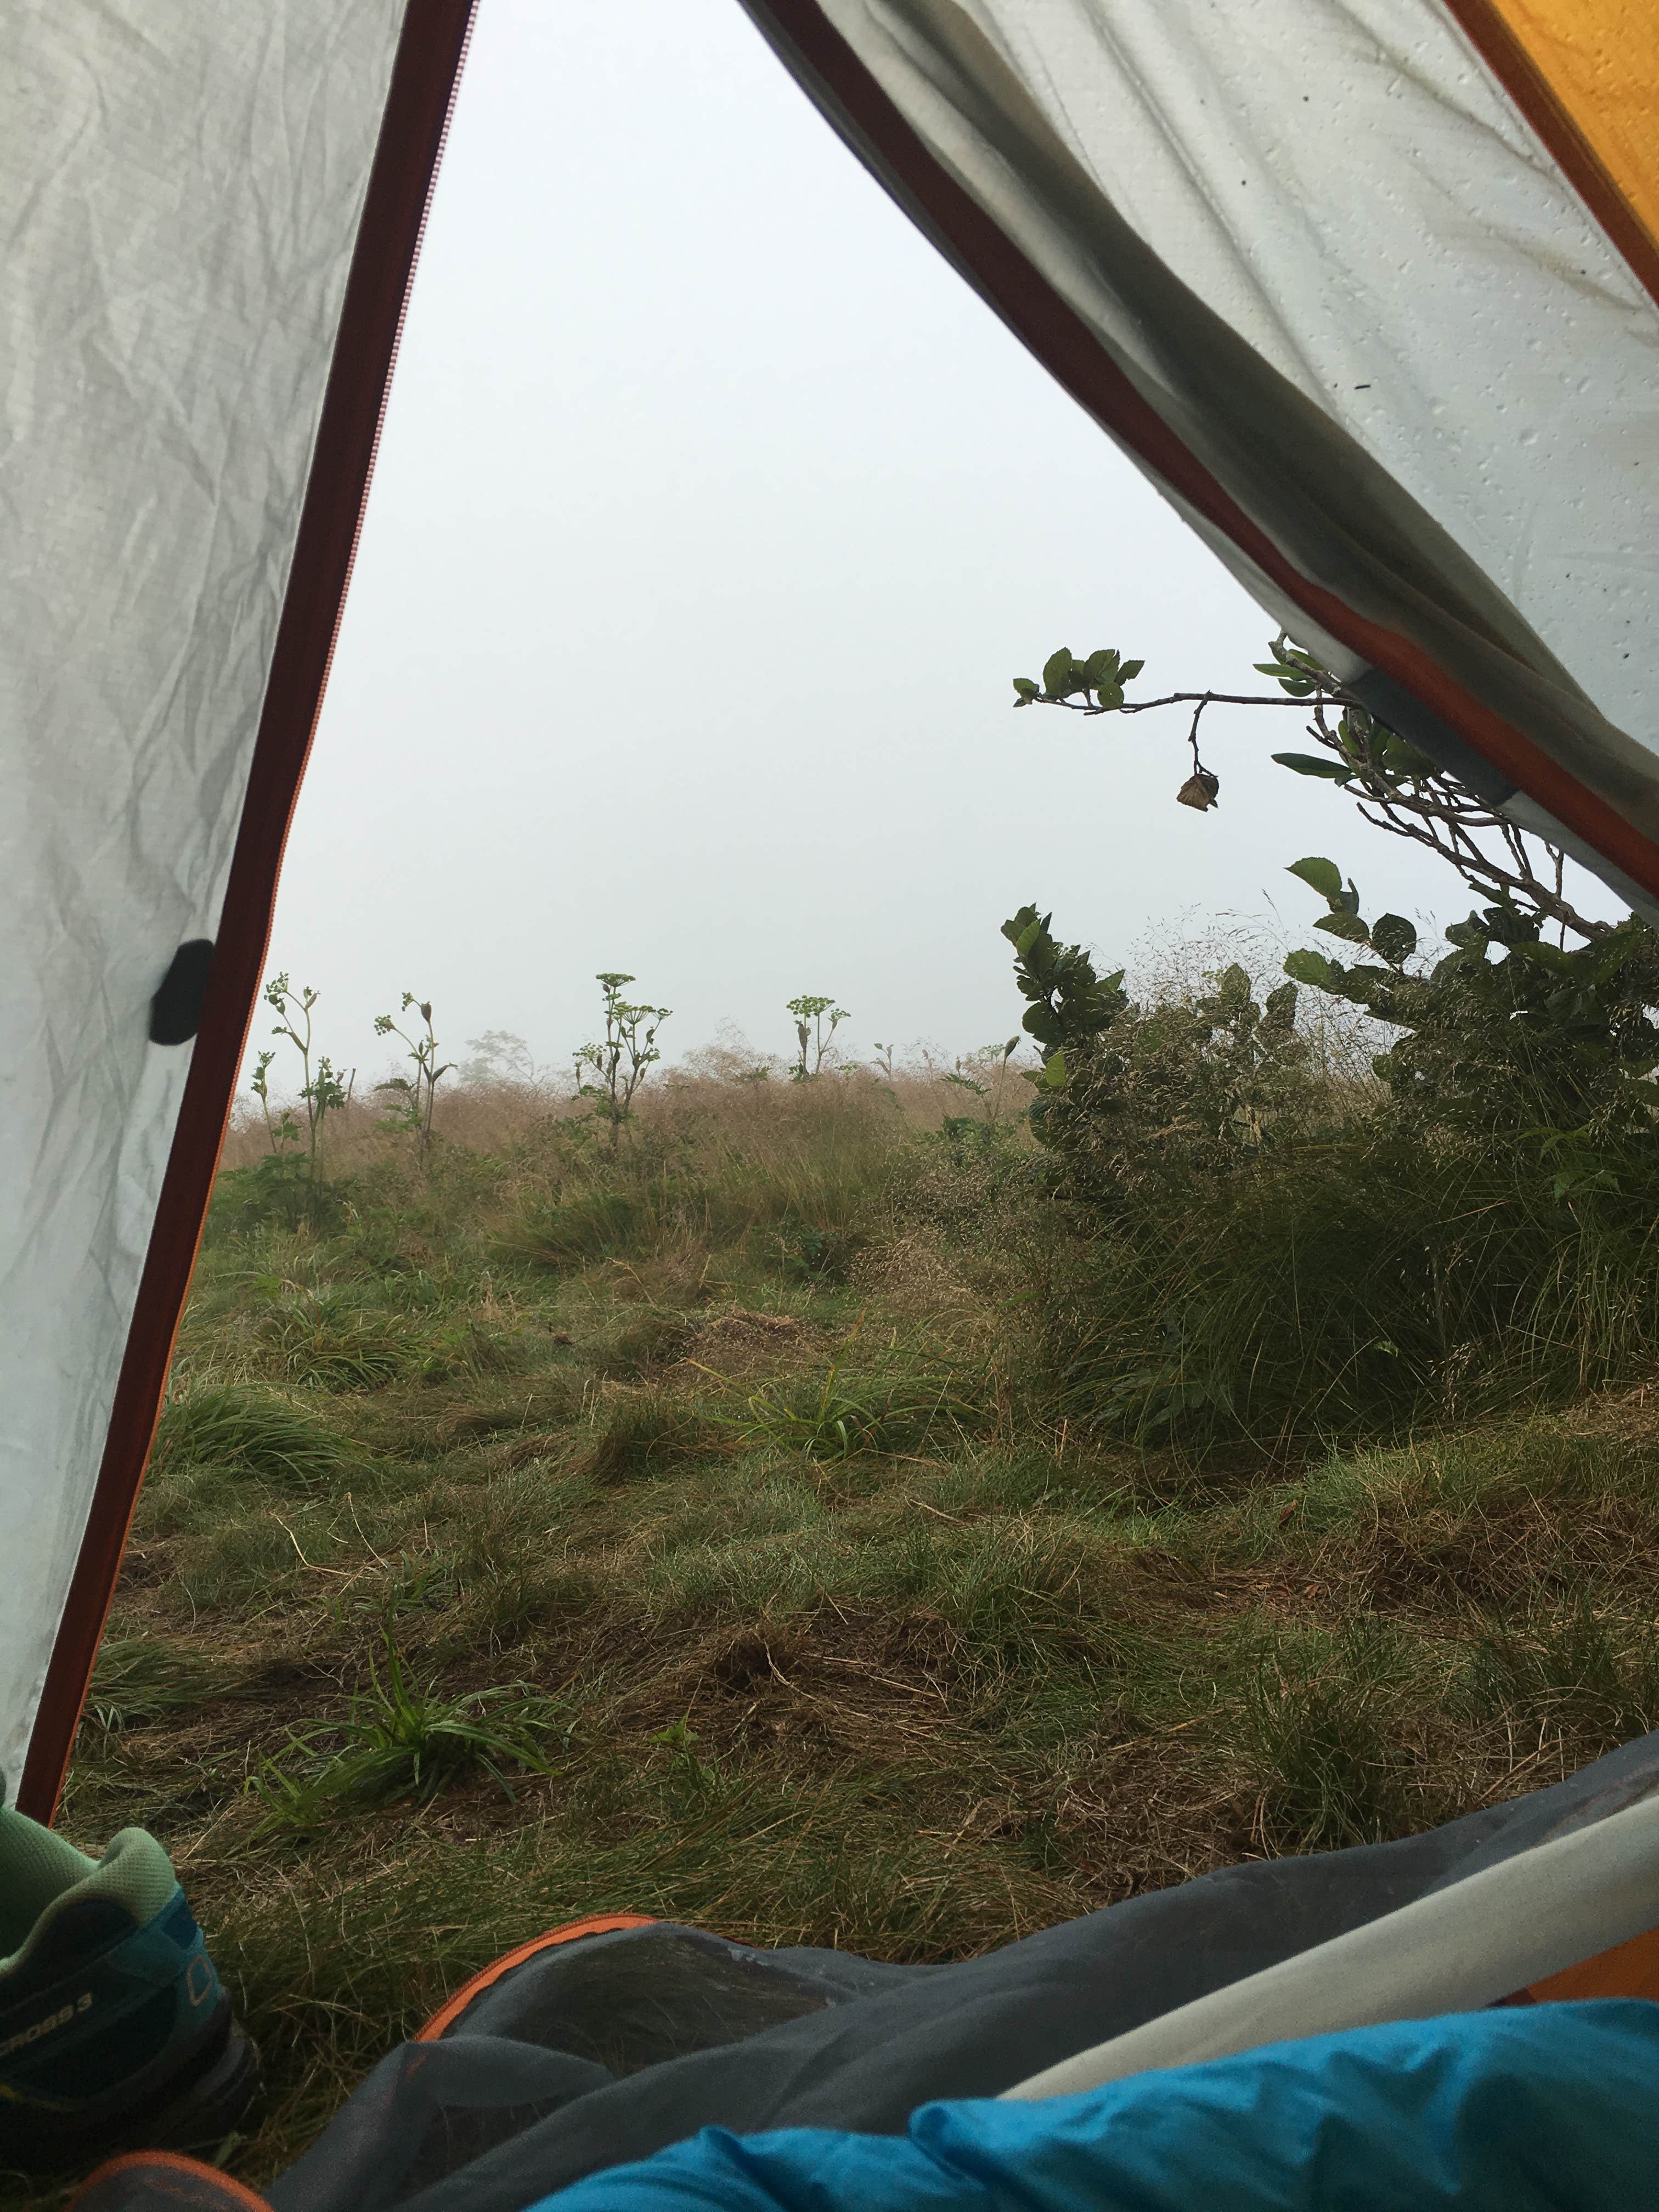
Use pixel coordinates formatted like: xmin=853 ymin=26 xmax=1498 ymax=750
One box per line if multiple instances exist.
xmin=1482 ymin=0 xmax=1659 ymax=250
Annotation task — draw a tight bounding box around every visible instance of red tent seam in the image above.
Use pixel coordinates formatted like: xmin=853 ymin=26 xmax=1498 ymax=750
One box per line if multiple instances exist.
xmin=18 ymin=0 xmax=479 ymax=1824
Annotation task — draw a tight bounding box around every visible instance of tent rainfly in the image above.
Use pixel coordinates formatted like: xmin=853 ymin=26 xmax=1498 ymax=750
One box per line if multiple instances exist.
xmin=1 ymin=0 xmax=1655 ymax=1839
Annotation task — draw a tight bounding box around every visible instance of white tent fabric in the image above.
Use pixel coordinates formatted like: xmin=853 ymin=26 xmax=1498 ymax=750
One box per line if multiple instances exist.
xmin=808 ymin=0 xmax=1658 ymax=754
xmin=0 ymin=4 xmax=415 ymax=1799
xmin=743 ymin=0 xmax=1659 ymax=899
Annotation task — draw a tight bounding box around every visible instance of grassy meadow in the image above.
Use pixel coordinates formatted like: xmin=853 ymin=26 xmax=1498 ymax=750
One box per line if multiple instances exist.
xmin=37 ymin=1038 xmax=1659 ymax=2193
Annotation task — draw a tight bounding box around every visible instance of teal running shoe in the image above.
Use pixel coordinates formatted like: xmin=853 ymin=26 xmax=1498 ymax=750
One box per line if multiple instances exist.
xmin=0 ymin=1797 xmax=259 ymax=2170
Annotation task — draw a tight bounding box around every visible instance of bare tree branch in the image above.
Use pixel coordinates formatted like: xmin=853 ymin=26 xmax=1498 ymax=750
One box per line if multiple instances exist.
xmin=1031 ymin=641 xmax=1610 ymax=944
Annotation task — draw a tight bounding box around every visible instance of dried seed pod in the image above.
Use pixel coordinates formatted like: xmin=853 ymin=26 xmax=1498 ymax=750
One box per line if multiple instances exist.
xmin=1176 ymin=769 xmax=1220 ymax=811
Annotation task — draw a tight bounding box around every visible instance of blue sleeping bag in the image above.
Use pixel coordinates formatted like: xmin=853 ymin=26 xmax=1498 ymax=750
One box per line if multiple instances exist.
xmin=529 ymin=2000 xmax=1659 ymax=2211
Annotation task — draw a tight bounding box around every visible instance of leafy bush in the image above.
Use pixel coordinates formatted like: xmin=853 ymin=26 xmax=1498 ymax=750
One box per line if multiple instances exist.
xmin=1025 ymin=956 xmax=1313 ymax=1212
xmin=1284 ymin=866 xmax=1659 ymax=1165
xmin=1001 ymin=620 xmax=1659 ymax=1446
xmin=1003 ymin=905 xmax=1659 ymax=1447
xmin=208 ymin=1152 xmax=345 ymax=1238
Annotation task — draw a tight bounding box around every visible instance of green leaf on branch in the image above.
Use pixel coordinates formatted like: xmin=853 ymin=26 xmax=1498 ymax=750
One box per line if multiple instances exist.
xmin=1119 ymin=658 xmax=1144 ymax=683
xmin=1039 ymin=1048 xmax=1068 ymax=1089
xmin=1012 ymin=677 xmax=1040 ymax=704
xmin=1274 ymin=752 xmax=1353 ymax=782
xmin=1314 ymin=911 xmax=1372 ymax=945
xmin=1368 ymin=913 xmax=1418 ymax=967
xmin=1286 ymin=856 xmax=1345 ymax=904
xmin=1081 ymin=648 xmax=1120 ymax=686
xmin=1283 ymin=948 xmax=1334 ymax=988
xmin=1216 ymin=964 xmax=1252 ymax=1004
xmin=1378 ymin=735 xmax=1435 ymax=778
xmin=1255 ymin=661 xmax=1319 ymax=697
xmin=1510 ymin=938 xmax=1573 ymax=976
xmin=1042 ymin=648 xmax=1079 ymax=697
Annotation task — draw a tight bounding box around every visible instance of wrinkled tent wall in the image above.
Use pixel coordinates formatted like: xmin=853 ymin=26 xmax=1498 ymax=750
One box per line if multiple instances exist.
xmin=0 ymin=3 xmax=473 ymax=1808
xmin=743 ymin=0 xmax=1659 ymax=906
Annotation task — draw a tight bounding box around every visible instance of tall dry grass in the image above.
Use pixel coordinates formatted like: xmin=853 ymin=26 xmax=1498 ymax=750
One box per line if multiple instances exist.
xmin=221 ymin=1056 xmax=1025 ymax=1180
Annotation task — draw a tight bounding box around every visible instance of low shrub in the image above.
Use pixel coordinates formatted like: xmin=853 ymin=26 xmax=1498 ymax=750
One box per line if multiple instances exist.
xmin=207 ymin=1153 xmax=347 ymax=1238
xmin=1000 ymin=912 xmax=1659 ymax=1449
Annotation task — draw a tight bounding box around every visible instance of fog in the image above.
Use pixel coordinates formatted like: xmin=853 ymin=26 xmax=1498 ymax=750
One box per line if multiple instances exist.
xmin=259 ymin=0 xmax=1532 ymax=1093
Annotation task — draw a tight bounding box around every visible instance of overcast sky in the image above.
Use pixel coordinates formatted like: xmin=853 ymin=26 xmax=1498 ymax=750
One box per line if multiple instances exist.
xmin=257 ymin=0 xmax=1573 ymax=1091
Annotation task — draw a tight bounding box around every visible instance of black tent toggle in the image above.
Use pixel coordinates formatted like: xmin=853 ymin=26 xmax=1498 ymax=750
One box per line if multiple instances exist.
xmin=148 ymin=940 xmax=215 ymax=1046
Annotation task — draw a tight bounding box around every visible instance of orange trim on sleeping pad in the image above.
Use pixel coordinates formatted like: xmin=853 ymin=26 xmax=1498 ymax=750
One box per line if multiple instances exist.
xmin=70 ymin=2151 xmax=273 ymax=2210
xmin=415 ymin=1914 xmax=659 ymax=2042
xmin=1523 ymin=1921 xmax=1659 ymax=2003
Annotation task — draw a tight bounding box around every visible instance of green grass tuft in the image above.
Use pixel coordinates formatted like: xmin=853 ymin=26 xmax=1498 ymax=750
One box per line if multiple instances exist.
xmin=88 ymin=1637 xmax=241 ymax=1731
xmin=503 ymin=1190 xmax=663 ymax=1271
xmin=151 ymin=1383 xmax=363 ymax=1489
xmin=580 ymin=1389 xmax=724 ymax=1482
xmin=250 ymin=1635 xmax=570 ymax=1830
xmin=258 ymin=1293 xmax=420 ymax=1391
xmin=1238 ymin=1623 xmax=1432 ymax=1853
xmin=735 ymin=1364 xmax=974 ymax=1460
xmin=1469 ymin=1589 xmax=1659 ymax=1755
